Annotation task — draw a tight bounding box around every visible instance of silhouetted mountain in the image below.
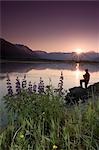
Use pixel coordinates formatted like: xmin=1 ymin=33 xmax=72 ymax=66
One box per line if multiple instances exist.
xmin=79 ymin=52 xmax=99 ymax=62
xmin=34 ymin=51 xmax=99 ymax=62
xmin=0 ymin=38 xmax=99 ymax=62
xmin=0 ymin=38 xmax=39 ymax=61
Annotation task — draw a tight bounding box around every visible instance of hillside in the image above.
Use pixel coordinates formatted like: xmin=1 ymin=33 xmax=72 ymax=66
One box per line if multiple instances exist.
xmin=0 ymin=38 xmax=39 ymax=61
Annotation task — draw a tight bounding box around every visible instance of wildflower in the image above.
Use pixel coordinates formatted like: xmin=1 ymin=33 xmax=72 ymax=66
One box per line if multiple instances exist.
xmin=33 ymin=82 xmax=37 ymax=93
xmin=58 ymin=71 xmax=64 ymax=95
xmin=22 ymin=75 xmax=27 ymax=89
xmin=38 ymin=77 xmax=45 ymax=94
xmin=20 ymin=134 xmax=24 ymax=138
xmin=53 ymin=145 xmax=58 ymax=149
xmin=28 ymin=81 xmax=32 ymax=93
xmin=6 ymin=74 xmax=13 ymax=96
xmin=16 ymin=76 xmax=21 ymax=95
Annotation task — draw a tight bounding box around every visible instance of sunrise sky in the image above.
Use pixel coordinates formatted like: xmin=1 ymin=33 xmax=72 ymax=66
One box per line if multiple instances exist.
xmin=1 ymin=1 xmax=99 ymax=53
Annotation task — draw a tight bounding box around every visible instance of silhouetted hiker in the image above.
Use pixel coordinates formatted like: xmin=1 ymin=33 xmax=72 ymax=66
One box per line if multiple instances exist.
xmin=80 ymin=69 xmax=90 ymax=88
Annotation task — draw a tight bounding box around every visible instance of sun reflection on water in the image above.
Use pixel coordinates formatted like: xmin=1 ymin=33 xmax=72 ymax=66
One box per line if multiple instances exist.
xmin=75 ymin=63 xmax=82 ymax=84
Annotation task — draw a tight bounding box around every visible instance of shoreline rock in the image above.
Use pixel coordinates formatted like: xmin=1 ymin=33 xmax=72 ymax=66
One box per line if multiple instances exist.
xmin=65 ymin=82 xmax=99 ymax=104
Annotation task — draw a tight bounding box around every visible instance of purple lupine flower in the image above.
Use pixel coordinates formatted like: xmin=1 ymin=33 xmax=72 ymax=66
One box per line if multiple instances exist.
xmin=28 ymin=81 xmax=32 ymax=94
xmin=16 ymin=76 xmax=21 ymax=95
xmin=58 ymin=71 xmax=64 ymax=95
xmin=6 ymin=74 xmax=13 ymax=96
xmin=22 ymin=75 xmax=27 ymax=89
xmin=33 ymin=82 xmax=37 ymax=93
xmin=38 ymin=77 xmax=45 ymax=94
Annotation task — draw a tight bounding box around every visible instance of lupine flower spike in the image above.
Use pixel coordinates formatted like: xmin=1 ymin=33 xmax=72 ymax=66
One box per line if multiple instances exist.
xmin=6 ymin=73 xmax=13 ymax=96
xmin=58 ymin=71 xmax=64 ymax=95
xmin=22 ymin=75 xmax=27 ymax=89
xmin=38 ymin=77 xmax=45 ymax=94
xmin=28 ymin=81 xmax=32 ymax=94
xmin=16 ymin=76 xmax=21 ymax=95
xmin=33 ymin=82 xmax=37 ymax=93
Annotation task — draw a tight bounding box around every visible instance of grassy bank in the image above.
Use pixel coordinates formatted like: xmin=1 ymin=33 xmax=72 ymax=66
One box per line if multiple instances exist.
xmin=0 ymin=90 xmax=99 ymax=150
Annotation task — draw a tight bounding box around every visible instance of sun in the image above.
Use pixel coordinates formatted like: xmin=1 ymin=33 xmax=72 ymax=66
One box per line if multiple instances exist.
xmin=76 ymin=48 xmax=82 ymax=54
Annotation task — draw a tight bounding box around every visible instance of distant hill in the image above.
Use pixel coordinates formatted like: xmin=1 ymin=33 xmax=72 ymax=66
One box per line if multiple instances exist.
xmin=78 ymin=52 xmax=99 ymax=62
xmin=0 ymin=38 xmax=99 ymax=62
xmin=0 ymin=38 xmax=39 ymax=61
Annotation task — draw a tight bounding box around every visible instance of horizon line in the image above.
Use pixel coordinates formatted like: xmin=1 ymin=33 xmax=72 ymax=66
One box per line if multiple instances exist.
xmin=1 ymin=37 xmax=99 ymax=53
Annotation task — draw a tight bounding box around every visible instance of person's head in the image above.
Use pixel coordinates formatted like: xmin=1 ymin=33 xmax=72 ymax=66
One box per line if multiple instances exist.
xmin=85 ymin=69 xmax=88 ymax=73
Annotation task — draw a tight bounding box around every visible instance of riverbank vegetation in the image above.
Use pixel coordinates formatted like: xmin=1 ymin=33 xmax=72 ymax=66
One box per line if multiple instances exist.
xmin=0 ymin=75 xmax=99 ymax=150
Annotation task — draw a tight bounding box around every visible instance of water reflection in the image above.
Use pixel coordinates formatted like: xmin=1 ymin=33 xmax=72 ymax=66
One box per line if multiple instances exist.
xmin=0 ymin=62 xmax=99 ymax=89
xmin=75 ymin=63 xmax=80 ymax=80
xmin=0 ymin=62 xmax=99 ymax=74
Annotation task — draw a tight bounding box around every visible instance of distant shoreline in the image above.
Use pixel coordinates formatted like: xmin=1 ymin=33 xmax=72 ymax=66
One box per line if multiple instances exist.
xmin=0 ymin=59 xmax=99 ymax=64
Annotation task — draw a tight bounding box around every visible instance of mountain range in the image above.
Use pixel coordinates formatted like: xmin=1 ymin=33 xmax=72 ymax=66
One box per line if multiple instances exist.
xmin=0 ymin=38 xmax=99 ymax=62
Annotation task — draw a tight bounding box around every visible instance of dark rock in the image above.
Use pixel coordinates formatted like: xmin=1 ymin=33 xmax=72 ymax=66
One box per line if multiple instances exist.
xmin=88 ymin=82 xmax=99 ymax=95
xmin=65 ymin=82 xmax=99 ymax=105
xmin=65 ymin=87 xmax=88 ymax=104
xmin=69 ymin=86 xmax=87 ymax=97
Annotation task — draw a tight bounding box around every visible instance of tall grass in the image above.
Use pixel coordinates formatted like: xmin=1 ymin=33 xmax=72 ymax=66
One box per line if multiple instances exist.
xmin=0 ymin=74 xmax=99 ymax=150
xmin=0 ymin=91 xmax=99 ymax=150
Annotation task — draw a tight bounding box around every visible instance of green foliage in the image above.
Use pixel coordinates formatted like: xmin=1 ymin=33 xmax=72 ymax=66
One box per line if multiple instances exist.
xmin=0 ymin=91 xmax=99 ymax=150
